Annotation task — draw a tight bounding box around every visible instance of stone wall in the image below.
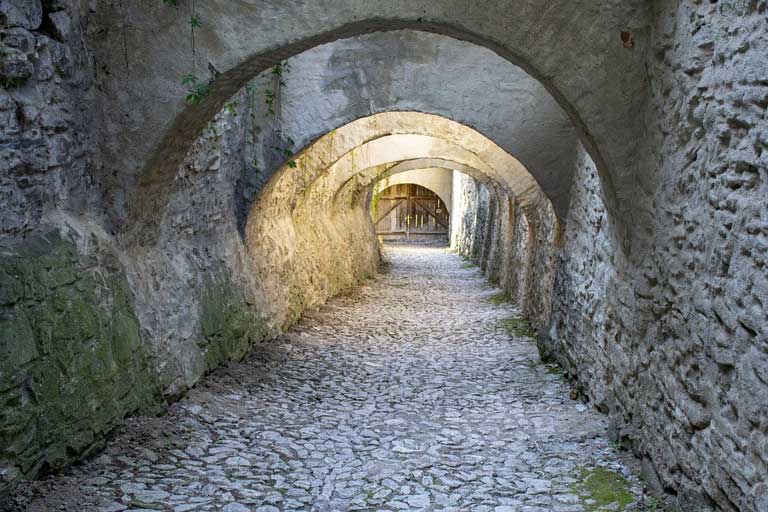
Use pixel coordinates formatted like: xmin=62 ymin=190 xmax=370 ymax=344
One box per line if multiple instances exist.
xmin=461 ymin=121 xmax=767 ymax=512
xmin=542 ymin=144 xmax=616 ymax=403
xmin=611 ymin=3 xmax=767 ymax=509
xmin=456 ymin=2 xmax=768 ymax=504
xmin=0 ymin=2 xmax=380 ymax=493
xmin=0 ymin=0 xmax=96 ymax=237
xmin=121 ymin=83 xmax=276 ymax=398
xmin=0 ymin=0 xmax=167 ymax=495
xmin=0 ymin=224 xmax=163 ymax=497
xmin=452 ymin=172 xmax=561 ymax=332
xmin=547 ymin=5 xmax=768 ymax=510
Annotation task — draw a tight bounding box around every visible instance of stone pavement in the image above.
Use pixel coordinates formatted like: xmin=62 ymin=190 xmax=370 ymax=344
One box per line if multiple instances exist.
xmin=16 ymin=244 xmax=652 ymax=511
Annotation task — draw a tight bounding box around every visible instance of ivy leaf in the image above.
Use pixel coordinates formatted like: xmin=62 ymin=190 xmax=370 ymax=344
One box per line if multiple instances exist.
xmin=181 ymin=73 xmax=198 ymax=86
xmin=184 ymin=81 xmax=210 ymax=105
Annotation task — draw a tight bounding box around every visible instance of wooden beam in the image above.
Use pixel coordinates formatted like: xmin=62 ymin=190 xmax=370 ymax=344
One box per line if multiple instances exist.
xmin=373 ymin=199 xmax=404 ymax=226
xmin=412 ymin=198 xmax=448 ymax=230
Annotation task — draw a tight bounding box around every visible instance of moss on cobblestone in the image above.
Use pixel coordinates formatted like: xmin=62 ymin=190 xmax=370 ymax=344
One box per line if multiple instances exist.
xmin=498 ymin=316 xmax=535 ymax=337
xmin=487 ymin=292 xmax=511 ymax=305
xmin=571 ymin=467 xmax=635 ymax=512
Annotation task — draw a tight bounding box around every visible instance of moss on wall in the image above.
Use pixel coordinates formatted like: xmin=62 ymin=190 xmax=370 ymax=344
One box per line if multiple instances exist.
xmin=199 ymin=279 xmax=271 ymax=370
xmin=0 ymin=232 xmax=163 ymax=496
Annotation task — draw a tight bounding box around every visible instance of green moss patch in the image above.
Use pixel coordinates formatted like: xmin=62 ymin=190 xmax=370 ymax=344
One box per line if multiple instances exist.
xmin=571 ymin=467 xmax=635 ymax=512
xmin=487 ymin=292 xmax=511 ymax=305
xmin=0 ymin=232 xmax=163 ymax=496
xmin=460 ymin=262 xmax=476 ymax=269
xmin=200 ymin=279 xmax=271 ymax=370
xmin=498 ymin=316 xmax=535 ymax=337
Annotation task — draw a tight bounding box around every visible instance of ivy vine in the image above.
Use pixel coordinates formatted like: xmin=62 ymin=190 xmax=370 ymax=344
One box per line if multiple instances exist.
xmin=163 ymin=0 xmax=211 ymax=105
xmin=181 ymin=73 xmax=209 ymax=105
xmin=163 ymin=2 xmax=297 ymax=172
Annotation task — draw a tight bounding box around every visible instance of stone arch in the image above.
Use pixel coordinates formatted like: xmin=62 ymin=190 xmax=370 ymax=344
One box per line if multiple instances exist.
xmin=245 ymin=112 xmax=539 ymax=219
xmin=333 ymin=158 xmax=499 ymax=212
xmin=110 ymin=4 xmax=649 ymax=243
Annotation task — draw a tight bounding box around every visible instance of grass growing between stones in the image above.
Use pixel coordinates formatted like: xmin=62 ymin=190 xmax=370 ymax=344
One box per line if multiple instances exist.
xmin=498 ymin=316 xmax=535 ymax=337
xmin=545 ymin=364 xmax=564 ymax=376
xmin=571 ymin=467 xmax=634 ymax=512
xmin=487 ymin=291 xmax=511 ymax=305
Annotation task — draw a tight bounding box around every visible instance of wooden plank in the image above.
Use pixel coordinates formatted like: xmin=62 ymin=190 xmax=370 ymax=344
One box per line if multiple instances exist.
xmin=373 ymin=198 xmax=404 ymax=226
xmin=412 ymin=198 xmax=448 ymax=230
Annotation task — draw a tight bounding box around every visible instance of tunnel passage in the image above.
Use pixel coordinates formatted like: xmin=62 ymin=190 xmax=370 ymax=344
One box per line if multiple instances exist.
xmin=2 ymin=5 xmax=767 ymax=511
xmin=242 ymin=111 xmax=561 ymax=332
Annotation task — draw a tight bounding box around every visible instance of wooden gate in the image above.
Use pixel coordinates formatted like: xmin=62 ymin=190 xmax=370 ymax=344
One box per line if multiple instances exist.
xmin=373 ymin=183 xmax=449 ymax=240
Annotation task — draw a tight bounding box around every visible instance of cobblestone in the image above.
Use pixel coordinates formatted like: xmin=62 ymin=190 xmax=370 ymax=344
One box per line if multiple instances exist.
xmin=17 ymin=244 xmax=651 ymax=511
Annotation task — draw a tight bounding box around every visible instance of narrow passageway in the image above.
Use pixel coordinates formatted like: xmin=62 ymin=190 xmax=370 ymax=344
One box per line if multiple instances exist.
xmin=18 ymin=245 xmax=647 ymax=512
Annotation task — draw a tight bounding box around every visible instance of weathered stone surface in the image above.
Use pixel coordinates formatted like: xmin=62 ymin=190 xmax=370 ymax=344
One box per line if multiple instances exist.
xmin=0 ymin=0 xmax=96 ymax=238
xmin=0 ymin=46 xmax=33 ymax=84
xmin=452 ymin=172 xmax=561 ymax=333
xmin=539 ymin=5 xmax=768 ymax=510
xmin=0 ymin=227 xmax=163 ymax=497
xmin=0 ymin=0 xmax=43 ymax=30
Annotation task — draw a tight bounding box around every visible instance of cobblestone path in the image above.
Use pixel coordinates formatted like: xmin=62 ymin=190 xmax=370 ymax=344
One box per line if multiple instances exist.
xmin=18 ymin=244 xmax=650 ymax=512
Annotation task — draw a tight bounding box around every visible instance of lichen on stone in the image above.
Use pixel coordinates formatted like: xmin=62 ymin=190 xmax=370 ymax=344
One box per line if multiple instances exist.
xmin=199 ymin=277 xmax=271 ymax=370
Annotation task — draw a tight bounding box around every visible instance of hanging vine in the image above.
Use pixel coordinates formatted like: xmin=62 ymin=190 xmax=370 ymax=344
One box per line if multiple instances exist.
xmin=163 ymin=0 xmax=211 ymax=105
xmin=162 ymin=2 xmax=296 ymax=172
xmin=264 ymin=61 xmax=296 ymax=168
